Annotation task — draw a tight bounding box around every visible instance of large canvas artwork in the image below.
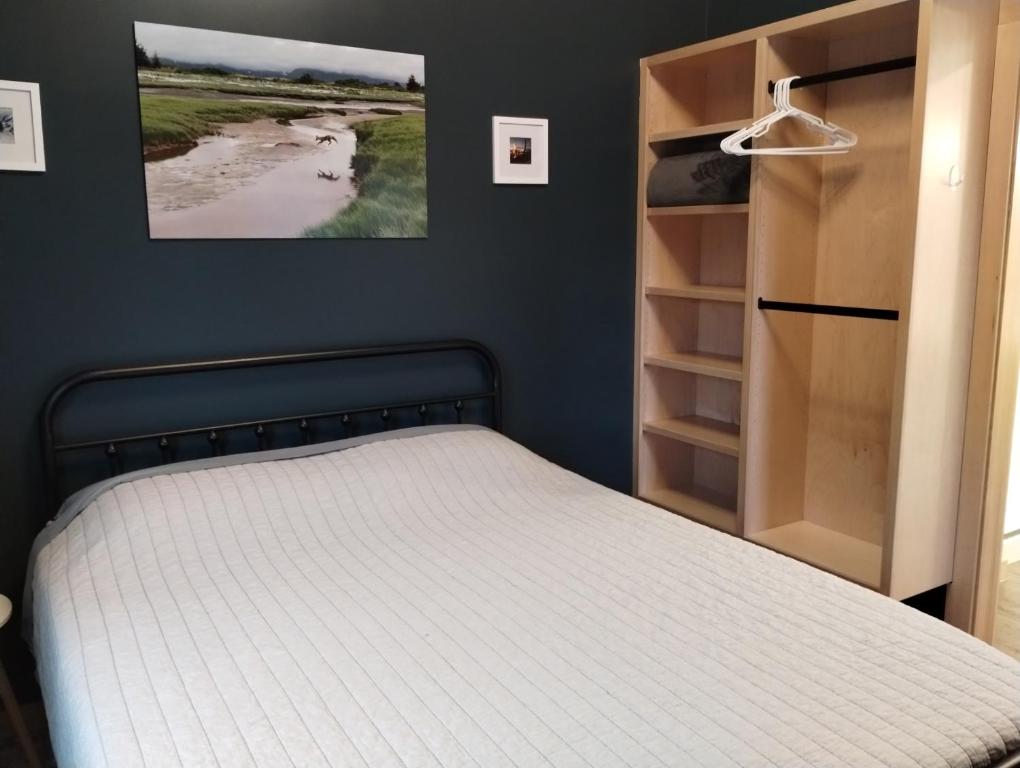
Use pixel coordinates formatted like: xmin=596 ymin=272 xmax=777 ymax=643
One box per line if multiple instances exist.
xmin=134 ymin=22 xmax=426 ymax=239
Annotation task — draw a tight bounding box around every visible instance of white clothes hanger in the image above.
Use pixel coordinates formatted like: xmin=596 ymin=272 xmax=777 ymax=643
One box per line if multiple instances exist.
xmin=720 ymin=76 xmax=858 ymax=156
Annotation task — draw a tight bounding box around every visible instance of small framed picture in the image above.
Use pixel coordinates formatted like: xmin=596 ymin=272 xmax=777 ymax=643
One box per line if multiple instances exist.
xmin=0 ymin=80 xmax=46 ymax=172
xmin=492 ymin=116 xmax=548 ymax=185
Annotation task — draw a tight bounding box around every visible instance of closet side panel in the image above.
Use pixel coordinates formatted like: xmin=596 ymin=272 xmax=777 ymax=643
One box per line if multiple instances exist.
xmin=634 ymin=61 xmax=652 ymax=492
xmin=885 ymin=0 xmax=998 ymax=599
xmin=801 ymin=24 xmax=918 ymax=546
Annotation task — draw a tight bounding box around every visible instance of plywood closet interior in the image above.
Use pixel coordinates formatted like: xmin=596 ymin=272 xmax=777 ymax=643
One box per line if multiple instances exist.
xmin=634 ymin=0 xmax=998 ymax=599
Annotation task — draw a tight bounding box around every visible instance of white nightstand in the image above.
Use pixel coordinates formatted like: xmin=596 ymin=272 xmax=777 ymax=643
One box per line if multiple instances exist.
xmin=0 ymin=595 xmax=42 ymax=768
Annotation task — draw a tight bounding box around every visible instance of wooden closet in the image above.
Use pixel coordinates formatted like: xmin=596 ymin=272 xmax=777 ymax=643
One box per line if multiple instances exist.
xmin=633 ymin=0 xmax=998 ymax=599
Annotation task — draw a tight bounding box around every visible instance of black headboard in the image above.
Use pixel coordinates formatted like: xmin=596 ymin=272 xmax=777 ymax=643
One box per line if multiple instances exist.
xmin=41 ymin=339 xmax=501 ymax=516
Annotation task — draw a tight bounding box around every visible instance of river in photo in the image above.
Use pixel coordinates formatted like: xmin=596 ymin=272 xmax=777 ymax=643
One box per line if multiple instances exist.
xmin=144 ymin=115 xmax=368 ymax=239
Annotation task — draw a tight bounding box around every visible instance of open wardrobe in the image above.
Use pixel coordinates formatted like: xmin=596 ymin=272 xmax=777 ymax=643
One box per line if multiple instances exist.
xmin=634 ymin=0 xmax=996 ymax=599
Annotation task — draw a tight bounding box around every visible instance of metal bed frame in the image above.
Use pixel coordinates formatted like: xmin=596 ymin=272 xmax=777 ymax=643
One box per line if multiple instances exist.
xmin=41 ymin=339 xmax=501 ymax=516
xmin=36 ymin=339 xmax=1020 ymax=768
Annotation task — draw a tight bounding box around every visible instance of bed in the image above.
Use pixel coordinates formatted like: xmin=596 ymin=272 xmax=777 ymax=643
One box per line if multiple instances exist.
xmin=27 ymin=341 xmax=1020 ymax=768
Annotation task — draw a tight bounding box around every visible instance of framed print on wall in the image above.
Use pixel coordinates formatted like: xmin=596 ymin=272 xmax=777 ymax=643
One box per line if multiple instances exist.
xmin=0 ymin=80 xmax=46 ymax=172
xmin=133 ymin=22 xmax=427 ymax=239
xmin=492 ymin=116 xmax=548 ymax=185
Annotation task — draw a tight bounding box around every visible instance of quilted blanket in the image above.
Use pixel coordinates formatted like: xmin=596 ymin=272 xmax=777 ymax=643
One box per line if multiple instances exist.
xmin=31 ymin=426 xmax=1020 ymax=767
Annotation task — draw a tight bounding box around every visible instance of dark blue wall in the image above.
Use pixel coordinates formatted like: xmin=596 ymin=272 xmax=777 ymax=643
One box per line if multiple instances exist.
xmin=0 ymin=0 xmax=841 ymax=691
xmin=706 ymin=0 xmax=845 ymax=35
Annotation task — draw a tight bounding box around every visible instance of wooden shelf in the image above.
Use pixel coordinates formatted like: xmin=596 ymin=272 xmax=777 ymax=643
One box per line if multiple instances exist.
xmin=748 ymin=521 xmax=882 ymax=589
xmin=647 ymin=204 xmax=749 ymax=217
xmin=642 ymin=487 xmax=737 ymax=535
xmin=634 ymin=0 xmax=996 ymax=600
xmin=646 ymin=285 xmax=746 ymax=304
xmin=643 ymin=416 xmax=740 ymax=457
xmin=645 ymin=41 xmax=757 ymax=134
xmin=644 ymin=352 xmax=743 ymax=381
xmin=648 ymin=118 xmax=751 ymax=144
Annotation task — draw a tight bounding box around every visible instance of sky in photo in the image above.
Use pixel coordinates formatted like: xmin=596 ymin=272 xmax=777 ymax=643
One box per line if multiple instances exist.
xmin=135 ymin=22 xmax=425 ymax=82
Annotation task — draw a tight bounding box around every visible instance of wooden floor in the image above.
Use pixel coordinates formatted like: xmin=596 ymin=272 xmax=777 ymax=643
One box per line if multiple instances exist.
xmin=995 ymin=560 xmax=1020 ymax=662
xmin=0 ymin=702 xmax=54 ymax=768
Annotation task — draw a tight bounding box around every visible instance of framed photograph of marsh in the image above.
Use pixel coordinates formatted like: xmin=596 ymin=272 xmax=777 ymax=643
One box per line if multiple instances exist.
xmin=492 ymin=116 xmax=548 ymax=185
xmin=0 ymin=80 xmax=46 ymax=172
xmin=133 ymin=22 xmax=427 ymax=239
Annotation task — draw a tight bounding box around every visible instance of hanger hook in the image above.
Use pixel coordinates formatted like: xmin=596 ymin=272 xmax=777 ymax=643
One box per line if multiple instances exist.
xmin=773 ymin=77 xmax=786 ymax=109
xmin=775 ymin=76 xmax=800 ymax=111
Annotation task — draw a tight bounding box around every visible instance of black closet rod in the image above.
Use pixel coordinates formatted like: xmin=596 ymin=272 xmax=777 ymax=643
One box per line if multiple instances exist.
xmin=758 ymin=298 xmax=899 ymax=321
xmin=767 ymin=56 xmax=917 ymax=94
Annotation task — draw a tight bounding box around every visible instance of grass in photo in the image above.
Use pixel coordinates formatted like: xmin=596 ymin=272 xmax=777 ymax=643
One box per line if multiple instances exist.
xmin=306 ymin=113 xmax=426 ymax=238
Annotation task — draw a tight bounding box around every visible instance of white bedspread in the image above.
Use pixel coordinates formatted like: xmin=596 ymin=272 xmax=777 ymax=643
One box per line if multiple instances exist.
xmin=32 ymin=427 xmax=1020 ymax=767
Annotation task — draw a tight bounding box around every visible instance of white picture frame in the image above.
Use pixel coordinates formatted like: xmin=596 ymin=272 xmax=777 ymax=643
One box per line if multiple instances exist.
xmin=0 ymin=80 xmax=46 ymax=172
xmin=492 ymin=116 xmax=548 ymax=185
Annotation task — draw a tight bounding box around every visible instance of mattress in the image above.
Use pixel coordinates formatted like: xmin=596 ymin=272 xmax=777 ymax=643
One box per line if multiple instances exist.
xmin=30 ymin=425 xmax=1020 ymax=768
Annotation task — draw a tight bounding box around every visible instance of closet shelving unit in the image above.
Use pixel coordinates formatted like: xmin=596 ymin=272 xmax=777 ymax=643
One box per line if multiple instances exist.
xmin=634 ymin=0 xmax=997 ymax=598
xmin=634 ymin=34 xmax=757 ymax=537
